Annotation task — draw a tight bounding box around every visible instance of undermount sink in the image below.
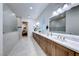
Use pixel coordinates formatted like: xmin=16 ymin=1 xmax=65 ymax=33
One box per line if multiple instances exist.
xmin=69 ymin=38 xmax=79 ymax=42
xmin=48 ymin=34 xmax=79 ymax=44
xmin=64 ymin=38 xmax=79 ymax=44
xmin=64 ymin=36 xmax=79 ymax=43
xmin=48 ymin=35 xmax=57 ymax=39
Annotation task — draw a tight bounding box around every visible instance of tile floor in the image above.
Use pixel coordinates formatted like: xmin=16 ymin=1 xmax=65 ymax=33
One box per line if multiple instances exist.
xmin=9 ymin=35 xmax=46 ymax=56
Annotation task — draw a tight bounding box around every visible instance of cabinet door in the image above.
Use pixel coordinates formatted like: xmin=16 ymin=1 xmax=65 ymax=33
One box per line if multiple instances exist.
xmin=33 ymin=33 xmax=75 ymax=56
xmin=41 ymin=37 xmax=48 ymax=55
xmin=55 ymin=43 xmax=74 ymax=56
xmin=42 ymin=39 xmax=55 ymax=56
xmin=46 ymin=41 xmax=53 ymax=56
xmin=39 ymin=36 xmax=43 ymax=49
xmin=75 ymin=53 xmax=79 ymax=56
xmin=37 ymin=35 xmax=40 ymax=45
xmin=33 ymin=33 xmax=37 ymax=41
xmin=51 ymin=41 xmax=55 ymax=56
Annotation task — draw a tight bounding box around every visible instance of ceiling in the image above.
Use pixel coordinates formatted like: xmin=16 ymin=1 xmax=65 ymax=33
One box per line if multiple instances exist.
xmin=4 ymin=3 xmax=64 ymax=20
xmin=5 ymin=3 xmax=48 ymax=19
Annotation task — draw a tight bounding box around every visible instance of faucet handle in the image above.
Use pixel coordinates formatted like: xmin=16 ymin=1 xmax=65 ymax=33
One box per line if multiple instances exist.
xmin=57 ymin=35 xmax=65 ymax=40
xmin=61 ymin=35 xmax=65 ymax=40
xmin=57 ymin=35 xmax=60 ymax=39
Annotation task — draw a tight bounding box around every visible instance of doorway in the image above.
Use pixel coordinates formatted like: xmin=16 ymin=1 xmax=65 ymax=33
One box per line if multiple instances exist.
xmin=22 ymin=21 xmax=28 ymax=36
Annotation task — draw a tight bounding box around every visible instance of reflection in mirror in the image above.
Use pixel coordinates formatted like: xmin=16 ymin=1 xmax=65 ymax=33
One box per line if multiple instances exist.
xmin=49 ymin=13 xmax=66 ymax=34
xmin=49 ymin=5 xmax=79 ymax=35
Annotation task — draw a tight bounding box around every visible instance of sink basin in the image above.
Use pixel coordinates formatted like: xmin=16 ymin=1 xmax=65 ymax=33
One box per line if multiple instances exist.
xmin=48 ymin=34 xmax=79 ymax=44
xmin=64 ymin=38 xmax=79 ymax=44
xmin=48 ymin=35 xmax=57 ymax=39
xmin=64 ymin=36 xmax=79 ymax=43
xmin=70 ymin=38 xmax=79 ymax=42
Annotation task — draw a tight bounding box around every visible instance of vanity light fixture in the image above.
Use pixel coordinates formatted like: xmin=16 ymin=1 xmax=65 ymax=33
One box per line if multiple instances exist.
xmin=62 ymin=4 xmax=71 ymax=11
xmin=52 ymin=4 xmax=69 ymax=17
xmin=52 ymin=11 xmax=58 ymax=16
xmin=70 ymin=3 xmax=79 ymax=8
xmin=63 ymin=4 xmax=68 ymax=10
xmin=57 ymin=8 xmax=63 ymax=14
xmin=50 ymin=3 xmax=79 ymax=18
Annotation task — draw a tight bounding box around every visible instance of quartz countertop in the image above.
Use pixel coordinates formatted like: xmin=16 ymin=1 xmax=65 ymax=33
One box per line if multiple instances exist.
xmin=33 ymin=31 xmax=79 ymax=53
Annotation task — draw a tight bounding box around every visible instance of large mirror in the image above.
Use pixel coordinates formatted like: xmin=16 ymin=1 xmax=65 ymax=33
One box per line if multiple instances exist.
xmin=49 ymin=5 xmax=79 ymax=35
xmin=49 ymin=13 xmax=66 ymax=34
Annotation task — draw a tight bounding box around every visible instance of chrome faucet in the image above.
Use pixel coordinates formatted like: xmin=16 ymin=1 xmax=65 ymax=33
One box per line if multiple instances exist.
xmin=57 ymin=35 xmax=65 ymax=40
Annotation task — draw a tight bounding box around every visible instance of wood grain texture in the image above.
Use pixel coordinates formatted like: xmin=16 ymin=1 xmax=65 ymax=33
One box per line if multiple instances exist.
xmin=75 ymin=53 xmax=79 ymax=56
xmin=33 ymin=32 xmax=79 ymax=56
xmin=54 ymin=43 xmax=74 ymax=56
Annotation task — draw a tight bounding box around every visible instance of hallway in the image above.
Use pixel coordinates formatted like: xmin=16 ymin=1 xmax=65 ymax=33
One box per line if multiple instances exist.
xmin=2 ymin=3 xmax=79 ymax=56
xmin=8 ymin=32 xmax=46 ymax=56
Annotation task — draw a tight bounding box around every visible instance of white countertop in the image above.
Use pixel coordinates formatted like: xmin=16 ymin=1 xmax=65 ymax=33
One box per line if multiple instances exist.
xmin=33 ymin=31 xmax=79 ymax=53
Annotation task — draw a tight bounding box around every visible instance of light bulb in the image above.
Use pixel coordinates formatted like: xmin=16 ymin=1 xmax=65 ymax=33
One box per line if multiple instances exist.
xmin=63 ymin=4 xmax=71 ymax=11
xmin=57 ymin=8 xmax=63 ymax=13
xmin=52 ymin=11 xmax=58 ymax=16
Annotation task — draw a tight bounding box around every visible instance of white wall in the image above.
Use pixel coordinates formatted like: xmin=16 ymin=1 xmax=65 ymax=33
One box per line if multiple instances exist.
xmin=36 ymin=4 xmax=63 ymax=33
xmin=0 ymin=3 xmax=3 ymax=56
xmin=3 ymin=5 xmax=19 ymax=56
xmin=66 ymin=6 xmax=79 ymax=35
xmin=28 ymin=19 xmax=35 ymax=38
xmin=3 ymin=5 xmax=17 ymax=33
xmin=3 ymin=31 xmax=19 ymax=56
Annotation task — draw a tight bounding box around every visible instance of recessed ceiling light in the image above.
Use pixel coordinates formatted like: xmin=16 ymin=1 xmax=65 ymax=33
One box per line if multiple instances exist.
xmin=29 ymin=7 xmax=33 ymax=10
xmin=12 ymin=13 xmax=15 ymax=16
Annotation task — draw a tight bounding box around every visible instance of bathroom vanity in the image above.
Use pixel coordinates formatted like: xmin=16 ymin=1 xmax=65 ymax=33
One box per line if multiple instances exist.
xmin=33 ymin=32 xmax=79 ymax=56
xmin=32 ymin=5 xmax=79 ymax=56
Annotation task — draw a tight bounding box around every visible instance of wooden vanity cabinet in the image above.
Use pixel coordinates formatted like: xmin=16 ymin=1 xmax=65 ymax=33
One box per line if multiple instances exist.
xmin=33 ymin=32 xmax=79 ymax=56
xmin=54 ymin=43 xmax=74 ymax=56
xmin=33 ymin=33 xmax=53 ymax=56
xmin=46 ymin=39 xmax=55 ymax=56
xmin=75 ymin=53 xmax=79 ymax=56
xmin=39 ymin=35 xmax=55 ymax=56
xmin=38 ymin=35 xmax=49 ymax=55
